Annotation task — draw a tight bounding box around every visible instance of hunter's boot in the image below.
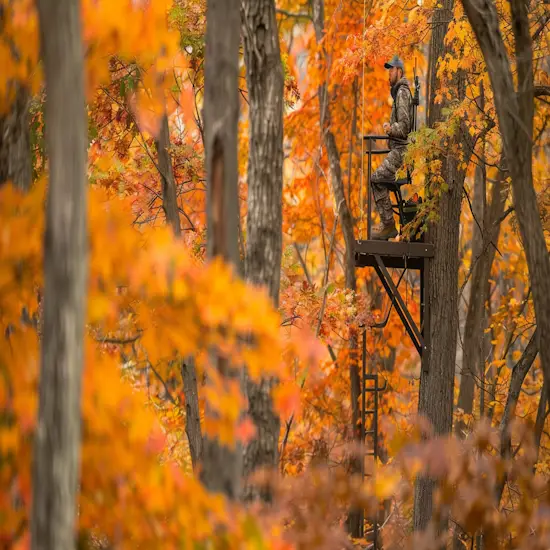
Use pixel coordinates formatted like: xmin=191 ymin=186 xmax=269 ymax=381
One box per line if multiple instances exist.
xmin=372 ymin=195 xmax=398 ymax=240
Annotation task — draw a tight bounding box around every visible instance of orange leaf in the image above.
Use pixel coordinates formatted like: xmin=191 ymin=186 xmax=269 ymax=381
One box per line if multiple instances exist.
xmin=236 ymin=416 xmax=257 ymax=445
xmin=272 ymin=383 xmax=301 ymax=418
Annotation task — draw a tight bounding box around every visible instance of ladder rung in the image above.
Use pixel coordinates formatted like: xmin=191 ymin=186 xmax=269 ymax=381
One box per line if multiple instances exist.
xmin=364 ymin=409 xmax=375 ymax=414
xmin=364 ymin=430 xmax=375 ymax=435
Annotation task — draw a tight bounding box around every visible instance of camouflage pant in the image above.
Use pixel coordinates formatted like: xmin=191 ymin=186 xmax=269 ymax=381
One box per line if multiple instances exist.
xmin=370 ymin=147 xmax=405 ymax=202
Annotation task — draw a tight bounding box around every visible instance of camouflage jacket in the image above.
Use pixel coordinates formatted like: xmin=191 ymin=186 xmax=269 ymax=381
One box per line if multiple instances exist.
xmin=388 ymin=77 xmax=413 ymax=149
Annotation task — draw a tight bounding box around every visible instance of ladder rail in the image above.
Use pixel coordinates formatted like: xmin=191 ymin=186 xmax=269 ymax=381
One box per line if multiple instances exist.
xmin=360 ymin=333 xmax=386 ymax=545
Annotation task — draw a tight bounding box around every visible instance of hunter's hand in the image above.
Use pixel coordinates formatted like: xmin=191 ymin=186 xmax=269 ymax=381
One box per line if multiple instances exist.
xmin=383 ymin=122 xmax=391 ymax=134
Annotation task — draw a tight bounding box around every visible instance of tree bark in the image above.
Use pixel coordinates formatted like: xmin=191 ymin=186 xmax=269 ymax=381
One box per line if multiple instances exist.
xmin=534 ymin=381 xmax=547 ymax=467
xmin=31 ymin=0 xmax=87 ymax=548
xmin=311 ymin=0 xmax=362 ymax=536
xmin=241 ymin=0 xmax=284 ymax=502
xmin=200 ymin=0 xmax=242 ymax=499
xmin=0 ymin=7 xmax=32 ymax=191
xmin=495 ymin=330 xmax=538 ymax=503
xmin=456 ymin=163 xmax=486 ymax=433
xmin=0 ymin=84 xmax=32 ymax=190
xmin=181 ymin=359 xmax=202 ymax=467
xmin=456 ymin=169 xmax=506 ymax=435
xmin=155 ymin=113 xmax=181 ymax=237
xmin=414 ymin=0 xmax=466 ymax=532
xmin=461 ymin=0 xmax=550 ymax=407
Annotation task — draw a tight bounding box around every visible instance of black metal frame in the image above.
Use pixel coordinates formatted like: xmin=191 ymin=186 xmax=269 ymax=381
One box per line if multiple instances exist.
xmin=355 ymin=240 xmax=432 ymax=362
xmin=356 ymin=241 xmax=432 ymax=545
xmin=355 ymin=70 xmax=423 ymax=548
xmin=358 ymin=69 xmax=429 ymax=359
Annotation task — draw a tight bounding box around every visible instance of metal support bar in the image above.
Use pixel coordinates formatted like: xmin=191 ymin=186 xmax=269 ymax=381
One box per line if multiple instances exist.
xmin=360 ymin=329 xmax=367 ymax=538
xmin=373 ymin=254 xmax=423 ymax=355
xmin=367 ymin=139 xmax=372 ymax=240
xmin=355 ymin=240 xmax=434 ymax=258
xmin=364 ymin=135 xmax=393 ymax=241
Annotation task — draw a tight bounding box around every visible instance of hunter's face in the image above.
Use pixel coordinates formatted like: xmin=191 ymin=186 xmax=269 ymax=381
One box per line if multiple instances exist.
xmin=389 ymin=67 xmax=400 ymax=86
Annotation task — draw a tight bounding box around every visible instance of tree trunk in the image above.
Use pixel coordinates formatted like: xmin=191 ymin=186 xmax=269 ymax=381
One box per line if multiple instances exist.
xmin=495 ymin=330 xmax=538 ymax=503
xmin=456 ymin=165 xmax=485 ymax=434
xmin=200 ymin=0 xmax=242 ymax=499
xmin=311 ymin=0 xmax=361 ymax=536
xmin=414 ymin=0 xmax=465 ymax=532
xmin=181 ymin=358 xmax=202 ymax=467
xmin=461 ymin=0 xmax=550 ymax=407
xmin=154 ymin=112 xmax=203 ymax=469
xmin=155 ymin=113 xmax=181 ymax=237
xmin=456 ymin=169 xmax=506 ymax=435
xmin=31 ymin=0 xmax=87 ymax=548
xmin=534 ymin=381 xmax=547 ymax=467
xmin=241 ymin=0 xmax=284 ymax=502
xmin=0 ymin=84 xmax=32 ymax=190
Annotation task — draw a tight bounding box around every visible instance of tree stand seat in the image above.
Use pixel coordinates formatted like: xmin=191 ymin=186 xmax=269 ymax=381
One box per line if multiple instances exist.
xmin=371 ymin=176 xmax=422 ymax=239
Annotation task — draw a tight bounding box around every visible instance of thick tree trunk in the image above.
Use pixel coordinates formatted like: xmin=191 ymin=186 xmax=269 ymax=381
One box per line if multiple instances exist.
xmin=456 ymin=170 xmax=505 ymax=434
xmin=0 ymin=84 xmax=32 ymax=190
xmin=311 ymin=0 xmax=362 ymax=536
xmin=200 ymin=0 xmax=242 ymax=499
xmin=241 ymin=0 xmax=284 ymax=502
xmin=414 ymin=0 xmax=465 ymax=532
xmin=415 ymin=160 xmax=465 ymax=532
xmin=31 ymin=0 xmax=87 ymax=549
xmin=461 ymin=0 xmax=550 ymax=407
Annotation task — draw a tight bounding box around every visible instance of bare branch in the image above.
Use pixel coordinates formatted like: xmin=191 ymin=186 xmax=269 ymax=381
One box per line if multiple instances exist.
xmin=276 ymin=8 xmax=311 ymax=20
xmin=532 ymin=13 xmax=550 ymax=42
xmin=496 ymin=330 xmax=539 ymax=503
xmin=149 ymin=362 xmax=177 ymax=405
xmin=293 ymin=242 xmax=313 ymax=286
xmin=535 ymin=85 xmax=550 ymax=98
xmin=96 ymin=333 xmax=142 ymax=345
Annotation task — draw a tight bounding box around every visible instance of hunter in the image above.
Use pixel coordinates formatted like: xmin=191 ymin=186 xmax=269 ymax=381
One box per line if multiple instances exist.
xmin=371 ymin=55 xmax=414 ymax=240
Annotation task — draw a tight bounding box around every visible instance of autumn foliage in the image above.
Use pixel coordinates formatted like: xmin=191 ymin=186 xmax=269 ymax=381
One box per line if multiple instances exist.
xmin=0 ymin=0 xmax=549 ymax=548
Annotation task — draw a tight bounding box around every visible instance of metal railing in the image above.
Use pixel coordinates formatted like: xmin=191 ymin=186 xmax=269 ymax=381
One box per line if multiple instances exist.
xmin=363 ymin=135 xmax=391 ymax=240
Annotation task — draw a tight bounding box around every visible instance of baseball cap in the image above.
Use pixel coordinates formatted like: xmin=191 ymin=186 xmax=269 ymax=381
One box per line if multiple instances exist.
xmin=384 ymin=55 xmax=405 ymax=70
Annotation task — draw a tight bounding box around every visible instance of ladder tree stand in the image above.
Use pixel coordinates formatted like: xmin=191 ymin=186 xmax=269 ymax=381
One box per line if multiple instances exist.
xmin=355 ymin=74 xmax=433 ymax=545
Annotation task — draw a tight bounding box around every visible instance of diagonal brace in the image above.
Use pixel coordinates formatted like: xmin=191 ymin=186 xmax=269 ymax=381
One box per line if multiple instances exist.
xmin=372 ymin=268 xmax=406 ymax=329
xmin=373 ymin=254 xmax=423 ymax=356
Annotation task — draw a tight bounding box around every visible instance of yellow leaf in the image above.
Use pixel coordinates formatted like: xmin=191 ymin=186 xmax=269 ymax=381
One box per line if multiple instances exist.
xmin=374 ymin=470 xmax=401 ymax=499
xmin=88 ymin=294 xmax=113 ymax=323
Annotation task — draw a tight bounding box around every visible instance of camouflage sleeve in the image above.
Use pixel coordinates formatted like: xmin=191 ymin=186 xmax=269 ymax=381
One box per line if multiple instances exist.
xmin=388 ymin=87 xmax=411 ymax=140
